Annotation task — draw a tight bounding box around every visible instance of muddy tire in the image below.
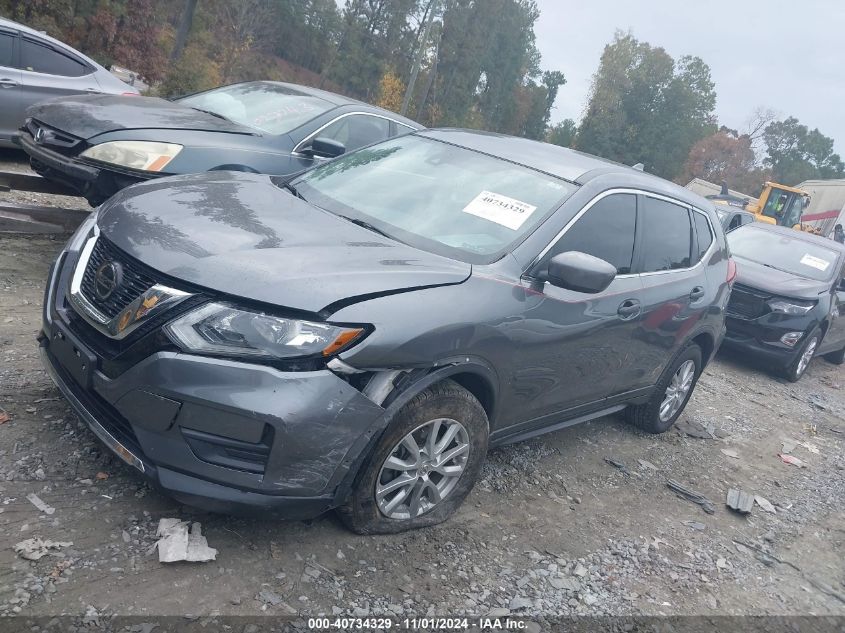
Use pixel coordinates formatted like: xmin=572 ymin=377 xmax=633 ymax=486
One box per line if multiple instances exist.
xmin=338 ymin=380 xmax=489 ymax=535
xmin=626 ymin=344 xmax=702 ymax=434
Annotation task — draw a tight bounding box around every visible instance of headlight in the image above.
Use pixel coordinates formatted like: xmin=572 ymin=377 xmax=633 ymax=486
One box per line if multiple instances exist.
xmin=164 ymin=302 xmax=368 ymax=359
xmin=767 ymin=299 xmax=815 ymax=315
xmin=80 ymin=141 xmax=182 ymax=172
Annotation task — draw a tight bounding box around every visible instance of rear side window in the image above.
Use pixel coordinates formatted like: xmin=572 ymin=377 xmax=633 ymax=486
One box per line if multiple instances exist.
xmin=0 ymin=31 xmax=14 ymax=68
xmin=20 ymin=38 xmax=89 ymax=77
xmin=693 ymin=211 xmax=713 ymax=262
xmin=640 ymin=197 xmax=692 ymax=272
xmin=548 ymin=193 xmax=637 ymax=274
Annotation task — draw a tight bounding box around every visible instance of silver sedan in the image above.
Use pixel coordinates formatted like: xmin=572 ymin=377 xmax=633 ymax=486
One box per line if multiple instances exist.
xmin=0 ymin=16 xmax=138 ymax=147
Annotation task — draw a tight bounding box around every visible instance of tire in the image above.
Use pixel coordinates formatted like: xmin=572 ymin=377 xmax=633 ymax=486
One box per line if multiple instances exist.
xmin=823 ymin=345 xmax=845 ymax=365
xmin=338 ymin=380 xmax=489 ymax=535
xmin=626 ymin=344 xmax=702 ymax=434
xmin=784 ymin=329 xmax=820 ymax=382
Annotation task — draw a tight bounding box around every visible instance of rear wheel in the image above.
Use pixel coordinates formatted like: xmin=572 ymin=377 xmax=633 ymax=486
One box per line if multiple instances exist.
xmin=627 ymin=344 xmax=702 ymax=434
xmin=784 ymin=330 xmax=820 ymax=382
xmin=338 ymin=380 xmax=488 ymax=534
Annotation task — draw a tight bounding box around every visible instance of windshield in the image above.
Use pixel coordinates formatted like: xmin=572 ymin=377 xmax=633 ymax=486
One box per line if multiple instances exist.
xmin=178 ymin=82 xmax=334 ymax=134
xmin=729 ymin=226 xmax=840 ymax=282
xmin=291 ymin=135 xmax=575 ymax=263
xmin=761 ymin=188 xmax=803 ymax=227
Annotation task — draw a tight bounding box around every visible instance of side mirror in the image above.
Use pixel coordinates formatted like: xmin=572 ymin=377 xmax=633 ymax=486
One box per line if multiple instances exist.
xmin=544 ymin=251 xmax=617 ymax=293
xmin=803 ymin=196 xmax=811 ymax=209
xmin=309 ymin=137 xmax=346 ymax=159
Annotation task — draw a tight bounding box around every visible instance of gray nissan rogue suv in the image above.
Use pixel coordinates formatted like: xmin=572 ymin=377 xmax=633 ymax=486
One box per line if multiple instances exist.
xmin=39 ymin=129 xmax=732 ymax=533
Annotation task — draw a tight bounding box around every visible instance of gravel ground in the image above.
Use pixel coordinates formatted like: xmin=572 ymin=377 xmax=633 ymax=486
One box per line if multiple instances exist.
xmin=0 ymin=162 xmax=843 ymax=622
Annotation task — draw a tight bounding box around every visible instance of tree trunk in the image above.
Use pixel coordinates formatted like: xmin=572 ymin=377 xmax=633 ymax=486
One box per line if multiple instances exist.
xmin=170 ymin=0 xmax=199 ymax=63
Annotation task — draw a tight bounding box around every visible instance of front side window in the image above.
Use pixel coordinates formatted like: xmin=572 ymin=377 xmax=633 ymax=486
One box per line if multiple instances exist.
xmin=291 ymin=135 xmax=576 ymax=263
xmin=19 ymin=38 xmax=88 ymax=76
xmin=178 ymin=82 xmax=334 ymax=134
xmin=0 ymin=30 xmax=14 ymax=68
xmin=639 ymin=197 xmax=692 ymax=272
xmin=312 ymin=114 xmax=390 ymax=152
xmin=547 ymin=193 xmax=636 ymax=274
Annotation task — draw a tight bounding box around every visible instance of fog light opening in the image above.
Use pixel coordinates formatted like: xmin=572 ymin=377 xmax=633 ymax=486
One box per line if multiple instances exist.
xmin=780 ymin=331 xmax=804 ymax=347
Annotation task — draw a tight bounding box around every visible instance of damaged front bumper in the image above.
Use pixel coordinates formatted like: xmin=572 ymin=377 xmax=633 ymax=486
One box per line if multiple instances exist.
xmin=40 ymin=251 xmax=390 ymax=519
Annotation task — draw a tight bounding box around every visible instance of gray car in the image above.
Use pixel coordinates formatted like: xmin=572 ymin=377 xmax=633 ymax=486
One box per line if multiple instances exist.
xmin=0 ymin=17 xmax=138 ymax=147
xmin=39 ymin=130 xmax=732 ymax=533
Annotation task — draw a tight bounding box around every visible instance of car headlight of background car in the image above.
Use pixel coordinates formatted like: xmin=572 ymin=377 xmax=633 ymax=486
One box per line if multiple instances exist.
xmin=80 ymin=141 xmax=182 ymax=172
xmin=767 ymin=299 xmax=816 ymax=315
xmin=164 ymin=302 xmax=368 ymax=359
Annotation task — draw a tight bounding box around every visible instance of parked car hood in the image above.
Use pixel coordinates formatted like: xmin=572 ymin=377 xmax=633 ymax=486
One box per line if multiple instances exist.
xmin=95 ymin=172 xmax=471 ymax=313
xmin=734 ymin=255 xmax=831 ymax=300
xmin=26 ymin=94 xmax=256 ymax=139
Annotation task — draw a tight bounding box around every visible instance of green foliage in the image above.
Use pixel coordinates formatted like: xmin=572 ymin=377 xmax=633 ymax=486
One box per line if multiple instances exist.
xmin=763 ymin=116 xmax=845 ymax=186
xmin=547 ymin=119 xmax=578 ymax=148
xmin=577 ymin=32 xmax=716 ymax=180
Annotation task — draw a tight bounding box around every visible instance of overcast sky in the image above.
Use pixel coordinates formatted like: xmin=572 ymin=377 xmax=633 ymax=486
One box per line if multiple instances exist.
xmin=533 ymin=0 xmax=845 ymax=153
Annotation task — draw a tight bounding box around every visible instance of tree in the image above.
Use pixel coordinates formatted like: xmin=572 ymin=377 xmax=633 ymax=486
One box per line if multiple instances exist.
xmin=679 ymin=128 xmax=769 ymax=194
xmin=576 ymin=32 xmax=716 ymax=180
xmin=170 ymin=0 xmax=199 ymax=63
xmin=763 ymin=116 xmax=845 ymax=185
xmin=376 ymin=69 xmax=405 ymax=112
xmin=547 ymin=119 xmax=577 ymax=148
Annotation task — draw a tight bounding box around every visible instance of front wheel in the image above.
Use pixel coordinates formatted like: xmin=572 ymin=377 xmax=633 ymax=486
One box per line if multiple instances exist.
xmin=338 ymin=380 xmax=489 ymax=534
xmin=784 ymin=330 xmax=820 ymax=382
xmin=627 ymin=344 xmax=702 ymax=434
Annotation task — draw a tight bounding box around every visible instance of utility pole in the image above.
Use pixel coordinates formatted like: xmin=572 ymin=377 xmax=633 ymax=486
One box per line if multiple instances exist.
xmin=401 ymin=0 xmax=438 ymax=117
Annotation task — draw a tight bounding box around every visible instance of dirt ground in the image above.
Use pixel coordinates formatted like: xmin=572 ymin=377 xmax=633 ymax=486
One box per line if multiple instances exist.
xmin=0 ymin=150 xmax=844 ymax=622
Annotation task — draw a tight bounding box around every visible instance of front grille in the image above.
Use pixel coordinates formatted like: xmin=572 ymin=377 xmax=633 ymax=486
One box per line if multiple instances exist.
xmin=80 ymin=238 xmax=156 ymax=319
xmin=727 ymin=283 xmax=770 ymax=319
xmin=26 ymin=119 xmax=83 ymax=154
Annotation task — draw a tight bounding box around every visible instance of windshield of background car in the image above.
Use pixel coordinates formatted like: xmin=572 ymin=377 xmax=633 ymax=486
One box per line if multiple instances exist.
xmin=178 ymin=83 xmax=334 ymax=134
xmin=291 ymin=135 xmax=575 ymax=263
xmin=728 ymin=227 xmax=840 ymax=282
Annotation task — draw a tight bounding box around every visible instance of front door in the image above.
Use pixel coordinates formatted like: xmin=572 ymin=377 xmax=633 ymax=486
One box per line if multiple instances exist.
xmin=503 ymin=192 xmax=644 ymax=425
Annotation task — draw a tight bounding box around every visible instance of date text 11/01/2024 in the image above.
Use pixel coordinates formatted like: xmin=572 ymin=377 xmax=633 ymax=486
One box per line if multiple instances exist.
xmin=307 ymin=617 xmax=531 ymax=630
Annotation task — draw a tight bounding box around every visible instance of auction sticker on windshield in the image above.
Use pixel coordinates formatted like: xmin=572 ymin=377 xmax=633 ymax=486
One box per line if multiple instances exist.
xmin=462 ymin=191 xmax=537 ymax=230
xmin=799 ymin=253 xmax=831 ymax=272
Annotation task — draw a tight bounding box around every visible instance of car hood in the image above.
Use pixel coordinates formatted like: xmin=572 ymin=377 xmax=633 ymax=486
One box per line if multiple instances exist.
xmin=26 ymin=94 xmax=256 ymax=138
xmin=734 ymin=256 xmax=831 ymax=300
xmin=96 ymin=172 xmax=471 ymax=314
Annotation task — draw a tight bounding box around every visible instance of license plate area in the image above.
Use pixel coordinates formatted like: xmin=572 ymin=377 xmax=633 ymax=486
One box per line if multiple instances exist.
xmin=49 ymin=323 xmax=96 ymax=389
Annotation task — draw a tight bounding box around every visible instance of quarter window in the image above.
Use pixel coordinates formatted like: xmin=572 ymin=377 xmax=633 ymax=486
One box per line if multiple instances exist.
xmin=19 ymin=38 xmax=89 ymax=77
xmin=547 ymin=193 xmax=637 ymax=274
xmin=640 ymin=197 xmax=693 ymax=272
xmin=316 ymin=114 xmax=391 ymax=152
xmin=692 ymin=212 xmax=713 ymax=263
xmin=0 ymin=31 xmax=13 ymax=68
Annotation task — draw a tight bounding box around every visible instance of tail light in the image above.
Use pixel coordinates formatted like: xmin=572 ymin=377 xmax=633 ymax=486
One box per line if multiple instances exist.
xmin=726 ymin=257 xmax=737 ymax=284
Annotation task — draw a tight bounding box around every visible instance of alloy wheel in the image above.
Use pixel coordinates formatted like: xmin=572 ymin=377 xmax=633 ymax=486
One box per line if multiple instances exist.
xmin=659 ymin=359 xmax=696 ymax=422
xmin=796 ymin=336 xmax=817 ymax=378
xmin=375 ymin=418 xmax=470 ymax=520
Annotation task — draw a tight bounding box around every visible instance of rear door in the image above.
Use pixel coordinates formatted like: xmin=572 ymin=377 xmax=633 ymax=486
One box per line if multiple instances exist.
xmin=17 ymin=35 xmax=101 ymax=112
xmin=634 ymin=194 xmax=712 ymax=388
xmin=0 ymin=27 xmax=22 ymax=143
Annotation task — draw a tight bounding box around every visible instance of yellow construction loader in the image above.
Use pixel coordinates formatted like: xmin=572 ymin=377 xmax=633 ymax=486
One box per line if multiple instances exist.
xmin=707 ymin=181 xmax=819 ymax=234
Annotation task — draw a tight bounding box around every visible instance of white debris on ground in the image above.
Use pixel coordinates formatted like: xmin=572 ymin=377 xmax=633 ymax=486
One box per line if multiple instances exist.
xmin=154 ymin=519 xmax=217 ymax=563
xmin=25 ymin=493 xmax=55 ymax=515
xmin=14 ymin=538 xmax=73 ymax=561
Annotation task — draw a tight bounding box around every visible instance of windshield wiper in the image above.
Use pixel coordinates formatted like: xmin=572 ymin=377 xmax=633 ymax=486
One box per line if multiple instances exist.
xmin=188 ymin=106 xmax=231 ymax=122
xmin=339 ymin=215 xmax=399 ymax=242
xmin=283 ymin=182 xmax=306 ymax=201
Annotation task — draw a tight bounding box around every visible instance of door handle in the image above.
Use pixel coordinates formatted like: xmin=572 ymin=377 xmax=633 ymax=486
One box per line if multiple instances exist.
xmin=617 ymin=299 xmax=641 ymax=319
xmin=0 ymin=78 xmax=18 ymax=88
xmin=689 ymin=286 xmax=705 ymax=301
